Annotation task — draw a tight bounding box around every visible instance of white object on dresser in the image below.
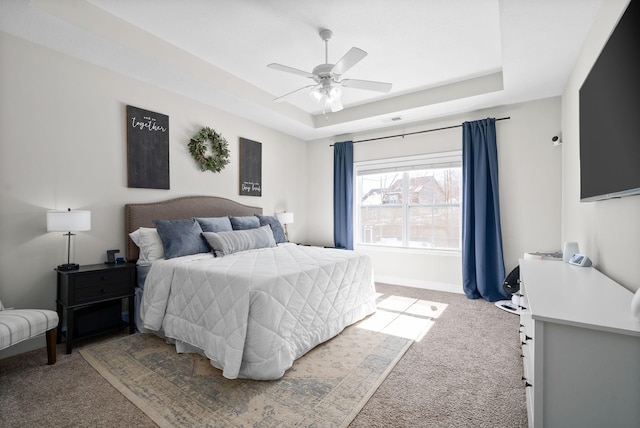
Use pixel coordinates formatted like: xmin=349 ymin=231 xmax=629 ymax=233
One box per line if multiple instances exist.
xmin=562 ymin=241 xmax=579 ymax=262
xmin=519 ymin=259 xmax=640 ymax=428
xmin=524 ymin=252 xmax=562 ymax=261
xmin=568 ymin=253 xmax=592 ymax=267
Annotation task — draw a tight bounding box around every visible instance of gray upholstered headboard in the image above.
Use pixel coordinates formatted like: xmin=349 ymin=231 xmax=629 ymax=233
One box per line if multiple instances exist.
xmin=124 ymin=196 xmax=263 ymax=261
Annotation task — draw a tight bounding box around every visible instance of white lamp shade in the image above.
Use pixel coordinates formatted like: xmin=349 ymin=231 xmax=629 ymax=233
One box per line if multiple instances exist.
xmin=310 ymin=85 xmax=343 ymax=110
xmin=47 ymin=210 xmax=91 ymax=232
xmin=329 ymin=98 xmax=344 ymax=112
xmin=328 ymin=86 xmax=342 ymax=101
xmin=276 ymin=212 xmax=294 ymax=225
xmin=310 ymin=87 xmax=323 ymax=102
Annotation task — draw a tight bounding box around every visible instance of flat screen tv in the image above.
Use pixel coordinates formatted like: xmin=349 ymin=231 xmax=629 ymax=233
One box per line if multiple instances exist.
xmin=579 ymin=0 xmax=640 ymax=202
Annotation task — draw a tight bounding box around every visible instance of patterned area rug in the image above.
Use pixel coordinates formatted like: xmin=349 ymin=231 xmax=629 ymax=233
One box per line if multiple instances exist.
xmin=80 ymin=294 xmax=447 ymax=427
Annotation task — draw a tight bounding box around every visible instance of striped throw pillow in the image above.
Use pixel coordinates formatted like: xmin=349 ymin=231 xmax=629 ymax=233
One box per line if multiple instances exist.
xmin=202 ymin=225 xmax=276 ymax=257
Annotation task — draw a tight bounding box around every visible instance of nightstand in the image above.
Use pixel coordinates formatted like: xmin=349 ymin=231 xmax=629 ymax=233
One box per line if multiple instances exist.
xmin=56 ymin=263 xmax=136 ymax=354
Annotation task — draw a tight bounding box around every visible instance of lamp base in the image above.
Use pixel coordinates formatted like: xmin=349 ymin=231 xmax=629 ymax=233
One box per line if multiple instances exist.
xmin=57 ymin=263 xmax=79 ymax=271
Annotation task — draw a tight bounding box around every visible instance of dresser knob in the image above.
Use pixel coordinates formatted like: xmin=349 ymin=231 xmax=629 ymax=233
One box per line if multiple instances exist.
xmin=525 ymin=382 xmax=533 ymax=388
xmin=525 ymin=335 xmax=532 ymax=341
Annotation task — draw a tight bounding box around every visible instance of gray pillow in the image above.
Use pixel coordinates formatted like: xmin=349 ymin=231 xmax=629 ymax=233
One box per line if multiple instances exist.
xmin=154 ymin=218 xmax=209 ymax=259
xmin=229 ymin=215 xmax=260 ymax=230
xmin=255 ymin=214 xmax=286 ymax=244
xmin=202 ymin=225 xmax=276 ymax=257
xmin=195 ymin=216 xmax=233 ymax=233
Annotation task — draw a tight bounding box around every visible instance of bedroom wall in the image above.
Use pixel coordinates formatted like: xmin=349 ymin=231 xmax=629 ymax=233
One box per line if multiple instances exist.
xmin=561 ymin=0 xmax=639 ymax=293
xmin=0 ymin=33 xmax=308 ymax=356
xmin=307 ymin=97 xmax=563 ymax=293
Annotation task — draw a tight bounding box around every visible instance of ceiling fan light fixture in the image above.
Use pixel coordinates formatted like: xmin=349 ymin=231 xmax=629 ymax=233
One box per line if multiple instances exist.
xmin=328 ymin=86 xmax=342 ymax=101
xmin=310 ymin=84 xmax=342 ymax=111
xmin=329 ymin=98 xmax=344 ymax=112
xmin=309 ymin=87 xmax=324 ymax=102
xmin=269 ymin=28 xmax=390 ymax=113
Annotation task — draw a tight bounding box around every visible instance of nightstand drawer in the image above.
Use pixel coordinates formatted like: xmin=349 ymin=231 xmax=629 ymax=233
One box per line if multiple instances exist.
xmin=58 ymin=264 xmax=135 ymax=307
xmin=74 ymin=278 xmax=132 ymax=305
xmin=74 ymin=269 xmax=131 ymax=288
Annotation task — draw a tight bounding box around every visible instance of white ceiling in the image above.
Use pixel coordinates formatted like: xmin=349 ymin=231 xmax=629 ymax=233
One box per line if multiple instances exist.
xmin=1 ymin=0 xmax=601 ymax=141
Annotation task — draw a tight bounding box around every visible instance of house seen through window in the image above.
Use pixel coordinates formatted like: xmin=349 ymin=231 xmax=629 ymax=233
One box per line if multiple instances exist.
xmin=355 ymin=151 xmax=462 ymax=250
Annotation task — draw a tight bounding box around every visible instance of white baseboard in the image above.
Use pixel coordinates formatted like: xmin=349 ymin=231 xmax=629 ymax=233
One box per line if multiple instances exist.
xmin=374 ymin=275 xmax=464 ymax=295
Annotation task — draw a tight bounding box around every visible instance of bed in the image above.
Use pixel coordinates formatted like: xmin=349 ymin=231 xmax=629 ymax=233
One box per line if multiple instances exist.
xmin=125 ymin=196 xmax=377 ymax=380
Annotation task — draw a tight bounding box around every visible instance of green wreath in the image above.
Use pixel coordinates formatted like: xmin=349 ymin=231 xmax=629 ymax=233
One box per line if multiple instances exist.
xmin=188 ymin=127 xmax=230 ymax=173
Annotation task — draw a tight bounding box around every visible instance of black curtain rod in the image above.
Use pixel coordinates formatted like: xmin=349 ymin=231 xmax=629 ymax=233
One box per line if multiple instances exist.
xmin=329 ymin=116 xmax=510 ymax=146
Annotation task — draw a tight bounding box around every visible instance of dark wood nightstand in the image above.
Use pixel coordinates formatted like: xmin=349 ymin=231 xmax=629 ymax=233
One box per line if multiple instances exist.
xmin=56 ymin=263 xmax=136 ymax=354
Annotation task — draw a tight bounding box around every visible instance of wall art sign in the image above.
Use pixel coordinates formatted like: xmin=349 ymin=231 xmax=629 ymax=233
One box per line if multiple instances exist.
xmin=126 ymin=105 xmax=170 ymax=189
xmin=239 ymin=137 xmax=262 ymax=197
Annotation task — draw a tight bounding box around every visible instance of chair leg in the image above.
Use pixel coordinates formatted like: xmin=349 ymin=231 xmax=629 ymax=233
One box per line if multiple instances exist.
xmin=46 ymin=328 xmax=57 ymax=365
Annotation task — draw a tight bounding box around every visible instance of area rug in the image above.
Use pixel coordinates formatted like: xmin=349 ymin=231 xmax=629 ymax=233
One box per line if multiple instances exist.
xmin=80 ymin=294 xmax=446 ymax=427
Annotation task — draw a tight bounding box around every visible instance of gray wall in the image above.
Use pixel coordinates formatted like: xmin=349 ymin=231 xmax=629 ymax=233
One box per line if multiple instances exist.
xmin=561 ymin=0 xmax=639 ymax=293
xmin=0 ymin=33 xmax=309 ymax=357
xmin=307 ymin=97 xmax=563 ymax=292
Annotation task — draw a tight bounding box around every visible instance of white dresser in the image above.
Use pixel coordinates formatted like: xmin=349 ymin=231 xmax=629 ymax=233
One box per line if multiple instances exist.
xmin=519 ymin=259 xmax=640 ymax=428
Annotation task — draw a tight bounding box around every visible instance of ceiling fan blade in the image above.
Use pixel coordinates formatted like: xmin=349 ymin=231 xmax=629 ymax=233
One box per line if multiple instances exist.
xmin=273 ymin=84 xmax=317 ymax=102
xmin=332 ymin=47 xmax=367 ymax=76
xmin=267 ymin=63 xmax=314 ymax=78
xmin=340 ymin=78 xmax=392 ymax=93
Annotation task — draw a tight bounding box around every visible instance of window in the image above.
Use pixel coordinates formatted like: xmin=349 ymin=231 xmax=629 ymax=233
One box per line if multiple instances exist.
xmin=355 ymin=151 xmax=462 ymax=250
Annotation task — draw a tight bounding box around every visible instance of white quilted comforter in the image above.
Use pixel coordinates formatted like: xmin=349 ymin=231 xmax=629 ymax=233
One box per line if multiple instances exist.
xmin=140 ymin=244 xmax=376 ymax=380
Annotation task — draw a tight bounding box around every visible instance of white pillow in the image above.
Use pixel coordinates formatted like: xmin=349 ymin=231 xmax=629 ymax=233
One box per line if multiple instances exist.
xmin=130 ymin=227 xmax=165 ymax=264
xmin=128 ymin=229 xmax=142 ymax=247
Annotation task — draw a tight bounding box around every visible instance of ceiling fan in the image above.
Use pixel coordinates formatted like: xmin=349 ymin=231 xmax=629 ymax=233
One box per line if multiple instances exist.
xmin=267 ymin=29 xmax=392 ymax=113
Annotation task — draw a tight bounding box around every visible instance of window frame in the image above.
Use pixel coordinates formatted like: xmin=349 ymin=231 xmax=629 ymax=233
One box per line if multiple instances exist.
xmin=354 ymin=150 xmax=462 ymax=252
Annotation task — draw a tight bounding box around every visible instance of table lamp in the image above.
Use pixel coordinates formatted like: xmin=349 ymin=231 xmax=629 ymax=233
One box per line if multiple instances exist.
xmin=47 ymin=208 xmax=91 ymax=271
xmin=276 ymin=211 xmax=294 ymax=242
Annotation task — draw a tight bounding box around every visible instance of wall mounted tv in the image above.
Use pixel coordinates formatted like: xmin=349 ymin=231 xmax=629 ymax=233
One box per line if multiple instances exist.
xmin=579 ymin=0 xmax=639 ymax=202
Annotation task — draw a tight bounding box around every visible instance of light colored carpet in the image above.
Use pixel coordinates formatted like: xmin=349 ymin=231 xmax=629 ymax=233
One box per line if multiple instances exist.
xmin=0 ymin=284 xmax=526 ymax=427
xmin=78 ymin=294 xmax=444 ymax=427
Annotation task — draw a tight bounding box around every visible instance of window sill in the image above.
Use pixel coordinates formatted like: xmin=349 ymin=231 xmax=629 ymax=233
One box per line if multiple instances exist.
xmin=355 ymin=244 xmax=461 ymax=257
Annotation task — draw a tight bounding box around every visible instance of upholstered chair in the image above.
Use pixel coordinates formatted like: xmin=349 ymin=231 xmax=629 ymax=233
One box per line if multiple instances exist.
xmin=0 ymin=300 xmax=59 ymax=364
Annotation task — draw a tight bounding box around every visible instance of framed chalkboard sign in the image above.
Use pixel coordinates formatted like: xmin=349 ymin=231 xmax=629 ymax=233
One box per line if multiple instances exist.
xmin=239 ymin=137 xmax=262 ymax=196
xmin=126 ymin=105 xmax=170 ymax=189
